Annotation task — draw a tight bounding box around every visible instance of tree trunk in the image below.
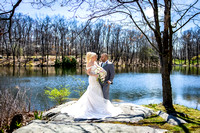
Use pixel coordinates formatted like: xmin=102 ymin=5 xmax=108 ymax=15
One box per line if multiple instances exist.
xmin=75 ymin=43 xmax=78 ymax=59
xmin=111 ymin=39 xmax=114 ymax=61
xmin=11 ymin=43 xmax=17 ymax=66
xmin=161 ymin=55 xmax=174 ymax=113
xmin=18 ymin=40 xmax=21 ymax=66
xmin=55 ymin=37 xmax=58 ymax=61
xmin=154 ymin=0 xmax=175 ymax=113
xmin=187 ymin=41 xmax=190 ymax=67
xmin=46 ymin=36 xmax=49 ymax=66
xmin=80 ymin=38 xmax=83 ymax=67
xmin=12 ymin=49 xmax=15 ymax=66
xmin=130 ymin=48 xmax=134 ymax=65
xmin=197 ymin=40 xmax=199 ymax=65
xmin=42 ymin=35 xmax=44 ymax=66
xmin=1 ymin=38 xmax=3 ymax=56
xmin=106 ymin=26 xmax=110 ymax=54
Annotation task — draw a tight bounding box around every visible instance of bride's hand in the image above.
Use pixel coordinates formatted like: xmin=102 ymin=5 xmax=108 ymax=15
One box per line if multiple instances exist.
xmin=94 ymin=74 xmax=99 ymax=77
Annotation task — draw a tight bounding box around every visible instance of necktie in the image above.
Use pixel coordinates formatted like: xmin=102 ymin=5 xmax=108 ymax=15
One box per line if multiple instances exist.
xmin=102 ymin=62 xmax=105 ymax=67
xmin=102 ymin=62 xmax=107 ymax=67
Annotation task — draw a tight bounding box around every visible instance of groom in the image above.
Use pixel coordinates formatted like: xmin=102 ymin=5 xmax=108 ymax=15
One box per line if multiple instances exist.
xmin=100 ymin=53 xmax=115 ymax=100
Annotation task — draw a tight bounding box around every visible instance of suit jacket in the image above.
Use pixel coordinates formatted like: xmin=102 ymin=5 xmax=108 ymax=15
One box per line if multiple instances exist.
xmin=100 ymin=61 xmax=115 ymax=84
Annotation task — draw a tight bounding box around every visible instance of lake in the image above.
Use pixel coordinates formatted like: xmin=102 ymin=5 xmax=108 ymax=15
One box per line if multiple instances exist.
xmin=0 ymin=66 xmax=199 ymax=111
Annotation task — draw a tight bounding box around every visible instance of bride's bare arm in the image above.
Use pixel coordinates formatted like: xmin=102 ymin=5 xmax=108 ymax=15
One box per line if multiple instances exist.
xmin=86 ymin=62 xmax=98 ymax=77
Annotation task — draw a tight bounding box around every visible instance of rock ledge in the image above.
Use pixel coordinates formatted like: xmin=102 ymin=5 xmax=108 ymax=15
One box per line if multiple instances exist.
xmin=14 ymin=102 xmax=186 ymax=133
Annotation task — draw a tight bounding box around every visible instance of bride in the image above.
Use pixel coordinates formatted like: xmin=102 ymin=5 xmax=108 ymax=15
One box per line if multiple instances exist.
xmin=61 ymin=52 xmax=122 ymax=119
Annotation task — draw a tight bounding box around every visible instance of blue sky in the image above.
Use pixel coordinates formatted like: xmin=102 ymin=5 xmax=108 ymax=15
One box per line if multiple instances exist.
xmin=15 ymin=1 xmax=76 ymax=19
xmin=13 ymin=0 xmax=200 ymax=32
xmin=14 ymin=0 xmax=121 ymax=22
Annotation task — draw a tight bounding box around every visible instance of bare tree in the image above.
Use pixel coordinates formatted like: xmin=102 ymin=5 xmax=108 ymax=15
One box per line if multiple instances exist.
xmin=0 ymin=0 xmax=58 ymax=65
xmin=58 ymin=17 xmax=68 ymax=61
xmin=43 ymin=16 xmax=52 ymax=66
xmin=193 ymin=28 xmax=200 ymax=65
xmin=63 ymin=0 xmax=200 ymax=113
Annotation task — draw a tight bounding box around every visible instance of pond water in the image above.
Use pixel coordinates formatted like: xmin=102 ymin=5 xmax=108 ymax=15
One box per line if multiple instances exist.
xmin=0 ymin=66 xmax=199 ymax=111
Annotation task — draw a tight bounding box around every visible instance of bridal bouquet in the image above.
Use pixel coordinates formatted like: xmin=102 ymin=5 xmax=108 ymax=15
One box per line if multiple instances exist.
xmin=95 ymin=65 xmax=107 ymax=83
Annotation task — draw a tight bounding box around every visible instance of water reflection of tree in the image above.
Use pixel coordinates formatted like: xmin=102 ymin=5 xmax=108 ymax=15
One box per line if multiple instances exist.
xmin=173 ymin=66 xmax=200 ymax=75
xmin=115 ymin=66 xmax=160 ymax=74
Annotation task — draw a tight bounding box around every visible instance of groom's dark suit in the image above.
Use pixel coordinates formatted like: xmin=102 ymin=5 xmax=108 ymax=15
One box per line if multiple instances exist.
xmin=100 ymin=61 xmax=115 ymax=100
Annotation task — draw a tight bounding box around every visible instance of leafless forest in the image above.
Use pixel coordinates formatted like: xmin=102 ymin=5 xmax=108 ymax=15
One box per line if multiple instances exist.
xmin=0 ymin=13 xmax=200 ymax=67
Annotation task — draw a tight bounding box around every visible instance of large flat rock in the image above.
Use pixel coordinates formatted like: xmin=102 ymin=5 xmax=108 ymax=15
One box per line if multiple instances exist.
xmin=13 ymin=120 xmax=167 ymax=133
xmin=156 ymin=111 xmax=187 ymax=125
xmin=43 ymin=102 xmax=155 ymax=123
xmin=14 ymin=102 xmax=170 ymax=133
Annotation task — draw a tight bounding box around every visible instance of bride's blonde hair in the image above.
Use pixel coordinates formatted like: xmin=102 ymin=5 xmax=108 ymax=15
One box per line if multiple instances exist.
xmin=86 ymin=52 xmax=96 ymax=65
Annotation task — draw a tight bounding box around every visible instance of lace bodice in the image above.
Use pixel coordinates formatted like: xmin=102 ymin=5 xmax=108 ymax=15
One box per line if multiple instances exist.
xmin=86 ymin=65 xmax=96 ymax=74
xmin=86 ymin=62 xmax=100 ymax=76
xmin=86 ymin=62 xmax=98 ymax=70
xmin=86 ymin=63 xmax=99 ymax=86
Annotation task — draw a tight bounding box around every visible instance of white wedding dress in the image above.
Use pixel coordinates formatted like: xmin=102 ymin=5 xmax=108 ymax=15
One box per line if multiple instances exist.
xmin=61 ymin=63 xmax=122 ymax=119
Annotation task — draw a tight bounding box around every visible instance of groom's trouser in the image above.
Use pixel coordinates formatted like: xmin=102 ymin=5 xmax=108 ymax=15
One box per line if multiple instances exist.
xmin=102 ymin=83 xmax=110 ymax=100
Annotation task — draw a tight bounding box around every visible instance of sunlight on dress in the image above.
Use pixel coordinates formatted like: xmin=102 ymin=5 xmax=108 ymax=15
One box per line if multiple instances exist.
xmin=61 ymin=63 xmax=123 ymax=119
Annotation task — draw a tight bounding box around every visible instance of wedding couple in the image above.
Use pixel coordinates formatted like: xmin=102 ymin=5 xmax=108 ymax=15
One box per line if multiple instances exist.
xmin=61 ymin=52 xmax=122 ymax=119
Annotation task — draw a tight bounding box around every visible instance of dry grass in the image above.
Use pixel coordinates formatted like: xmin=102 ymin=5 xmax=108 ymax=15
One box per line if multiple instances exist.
xmin=0 ymin=88 xmax=33 ymax=132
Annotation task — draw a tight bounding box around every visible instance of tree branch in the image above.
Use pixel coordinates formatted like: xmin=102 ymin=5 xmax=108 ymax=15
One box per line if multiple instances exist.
xmin=173 ymin=11 xmax=200 ymax=33
xmin=117 ymin=5 xmax=160 ymax=53
xmin=116 ymin=0 xmax=139 ymax=4
xmin=152 ymin=0 xmax=162 ymax=47
xmin=9 ymin=0 xmax=22 ymax=19
xmin=116 ymin=4 xmax=161 ymax=53
xmin=173 ymin=0 xmax=199 ymax=28
xmin=136 ymin=1 xmax=155 ymax=31
xmin=88 ymin=3 xmax=124 ymax=18
xmin=0 ymin=11 xmax=12 ymax=16
xmin=129 ymin=14 xmax=160 ymax=53
xmin=148 ymin=0 xmax=154 ymax=10
xmin=0 ymin=0 xmax=22 ymax=21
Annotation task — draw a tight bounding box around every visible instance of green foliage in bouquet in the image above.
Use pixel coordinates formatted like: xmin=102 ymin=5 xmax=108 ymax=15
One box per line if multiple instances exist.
xmin=45 ymin=85 xmax=71 ymax=105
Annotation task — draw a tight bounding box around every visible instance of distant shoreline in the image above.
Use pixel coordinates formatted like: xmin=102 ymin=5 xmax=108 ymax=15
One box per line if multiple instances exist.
xmin=0 ymin=62 xmax=199 ymax=68
xmin=0 ymin=55 xmax=200 ymax=67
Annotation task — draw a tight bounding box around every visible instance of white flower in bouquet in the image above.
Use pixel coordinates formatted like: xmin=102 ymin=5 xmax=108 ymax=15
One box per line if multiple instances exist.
xmin=95 ymin=65 xmax=107 ymax=83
